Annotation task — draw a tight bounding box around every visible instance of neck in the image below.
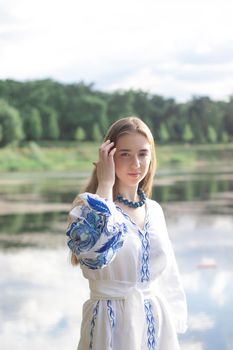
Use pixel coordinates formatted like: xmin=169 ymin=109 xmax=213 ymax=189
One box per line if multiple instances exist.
xmin=115 ymin=187 xmax=146 ymax=208
xmin=117 ymin=185 xmax=138 ymax=201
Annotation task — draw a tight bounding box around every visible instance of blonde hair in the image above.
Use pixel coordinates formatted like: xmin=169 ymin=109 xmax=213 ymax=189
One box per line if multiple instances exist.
xmin=69 ymin=116 xmax=157 ymax=265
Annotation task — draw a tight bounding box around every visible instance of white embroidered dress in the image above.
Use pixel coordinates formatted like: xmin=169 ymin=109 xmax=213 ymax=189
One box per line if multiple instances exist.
xmin=66 ymin=193 xmax=187 ymax=350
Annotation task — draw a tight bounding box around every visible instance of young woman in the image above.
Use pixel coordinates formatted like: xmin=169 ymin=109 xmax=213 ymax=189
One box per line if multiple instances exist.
xmin=66 ymin=116 xmax=187 ymax=350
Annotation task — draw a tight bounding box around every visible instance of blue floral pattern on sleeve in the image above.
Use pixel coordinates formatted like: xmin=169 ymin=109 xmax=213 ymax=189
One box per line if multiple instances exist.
xmin=66 ymin=194 xmax=128 ymax=269
xmin=66 ymin=210 xmax=107 ymax=254
xmin=79 ymin=227 xmax=127 ymax=269
xmin=86 ymin=195 xmax=111 ymax=214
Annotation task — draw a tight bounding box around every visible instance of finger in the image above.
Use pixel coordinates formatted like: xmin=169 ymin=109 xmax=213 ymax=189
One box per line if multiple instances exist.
xmin=103 ymin=141 xmax=114 ymax=150
xmin=99 ymin=140 xmax=111 ymax=153
xmin=106 ymin=142 xmax=115 ymax=153
xmin=108 ymin=147 xmax=116 ymax=157
xmin=99 ymin=140 xmax=111 ymax=150
xmin=100 ymin=142 xmax=114 ymax=156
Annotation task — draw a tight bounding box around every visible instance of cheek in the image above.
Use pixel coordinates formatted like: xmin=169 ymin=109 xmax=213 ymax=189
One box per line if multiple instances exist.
xmin=114 ymin=158 xmax=124 ymax=174
xmin=114 ymin=156 xmax=128 ymax=168
xmin=142 ymin=158 xmax=151 ymax=170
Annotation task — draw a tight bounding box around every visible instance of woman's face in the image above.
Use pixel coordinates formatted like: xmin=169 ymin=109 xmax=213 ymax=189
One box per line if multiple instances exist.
xmin=114 ymin=132 xmax=151 ymax=188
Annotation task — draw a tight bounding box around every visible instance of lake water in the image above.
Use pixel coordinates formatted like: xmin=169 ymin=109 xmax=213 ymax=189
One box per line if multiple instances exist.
xmin=0 ymin=166 xmax=233 ymax=350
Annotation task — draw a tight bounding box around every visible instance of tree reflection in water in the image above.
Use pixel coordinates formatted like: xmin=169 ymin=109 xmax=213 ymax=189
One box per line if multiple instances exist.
xmin=0 ymin=171 xmax=232 ymax=350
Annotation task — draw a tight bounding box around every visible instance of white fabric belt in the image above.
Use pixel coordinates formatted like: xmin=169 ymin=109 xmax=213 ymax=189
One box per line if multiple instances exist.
xmin=89 ymin=280 xmax=159 ymax=350
xmin=89 ymin=279 xmax=154 ymax=300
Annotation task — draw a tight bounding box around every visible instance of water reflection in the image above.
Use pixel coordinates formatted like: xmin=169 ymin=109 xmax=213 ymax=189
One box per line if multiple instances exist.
xmin=166 ymin=213 xmax=233 ymax=350
xmin=154 ymin=177 xmax=232 ymax=204
xmin=0 ymin=169 xmax=233 ymax=350
xmin=0 ymin=249 xmax=89 ymax=350
xmin=1 ymin=170 xmax=233 ymax=206
xmin=0 ymin=212 xmax=63 ymax=234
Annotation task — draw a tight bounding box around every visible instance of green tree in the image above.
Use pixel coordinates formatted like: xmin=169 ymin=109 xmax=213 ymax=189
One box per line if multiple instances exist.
xmin=187 ymin=97 xmax=225 ymax=143
xmin=187 ymin=97 xmax=211 ymax=143
xmin=92 ymin=123 xmax=102 ymax=142
xmin=75 ymin=95 xmax=107 ymax=140
xmin=40 ymin=106 xmax=60 ymax=140
xmin=158 ymin=99 xmax=181 ymax=142
xmin=0 ymin=78 xmax=231 ymax=143
xmin=75 ymin=127 xmax=86 ymax=141
xmin=107 ymin=90 xmax=134 ymax=124
xmin=148 ymin=95 xmax=167 ymax=140
xmin=221 ymin=131 xmax=229 ymax=143
xmin=46 ymin=111 xmax=60 ymax=140
xmin=0 ymin=125 xmax=2 ymax=143
xmin=0 ymin=99 xmax=24 ymax=147
xmin=207 ymin=126 xmax=217 ymax=143
xmin=23 ymin=108 xmax=42 ymax=140
xmin=159 ymin=123 xmax=169 ymax=143
xmin=182 ymin=124 xmax=193 ymax=143
xmin=223 ymin=97 xmax=233 ymax=138
xmin=131 ymin=90 xmax=151 ymax=118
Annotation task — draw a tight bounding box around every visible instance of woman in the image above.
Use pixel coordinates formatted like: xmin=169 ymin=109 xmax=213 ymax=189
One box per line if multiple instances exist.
xmin=66 ymin=116 xmax=188 ymax=350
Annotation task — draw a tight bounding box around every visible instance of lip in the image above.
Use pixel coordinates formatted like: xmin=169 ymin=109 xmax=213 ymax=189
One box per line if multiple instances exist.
xmin=128 ymin=173 xmax=141 ymax=176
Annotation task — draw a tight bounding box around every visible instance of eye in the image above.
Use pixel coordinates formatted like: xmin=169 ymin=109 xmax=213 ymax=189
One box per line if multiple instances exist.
xmin=120 ymin=152 xmax=130 ymax=157
xmin=139 ymin=152 xmax=148 ymax=157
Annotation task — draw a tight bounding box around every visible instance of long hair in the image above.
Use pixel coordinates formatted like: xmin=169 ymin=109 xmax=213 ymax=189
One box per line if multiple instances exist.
xmin=69 ymin=116 xmax=157 ymax=265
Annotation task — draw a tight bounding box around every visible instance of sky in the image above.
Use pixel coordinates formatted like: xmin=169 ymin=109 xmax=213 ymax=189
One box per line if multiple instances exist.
xmin=0 ymin=0 xmax=233 ymax=101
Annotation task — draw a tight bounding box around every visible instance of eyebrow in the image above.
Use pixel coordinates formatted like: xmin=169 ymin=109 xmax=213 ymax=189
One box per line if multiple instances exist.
xmin=118 ymin=148 xmax=150 ymax=152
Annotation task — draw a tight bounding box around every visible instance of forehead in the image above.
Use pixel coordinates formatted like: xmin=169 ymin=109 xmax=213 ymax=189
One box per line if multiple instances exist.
xmin=116 ymin=132 xmax=151 ymax=150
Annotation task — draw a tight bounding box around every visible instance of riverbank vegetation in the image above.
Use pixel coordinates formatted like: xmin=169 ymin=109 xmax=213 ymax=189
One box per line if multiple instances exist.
xmin=0 ymin=141 xmax=232 ymax=173
xmin=0 ymin=79 xmax=232 ymax=147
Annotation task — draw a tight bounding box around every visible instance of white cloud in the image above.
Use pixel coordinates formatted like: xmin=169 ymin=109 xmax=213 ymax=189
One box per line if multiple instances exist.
xmin=188 ymin=312 xmax=215 ymax=332
xmin=178 ymin=271 xmax=200 ymax=291
xmin=180 ymin=340 xmax=204 ymax=350
xmin=0 ymin=248 xmax=89 ymax=350
xmin=0 ymin=0 xmax=233 ymax=100
xmin=210 ymin=271 xmax=232 ymax=306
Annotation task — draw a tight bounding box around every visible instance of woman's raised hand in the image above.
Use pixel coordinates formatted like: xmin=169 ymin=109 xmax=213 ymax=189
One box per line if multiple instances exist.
xmin=95 ymin=140 xmax=116 ymax=200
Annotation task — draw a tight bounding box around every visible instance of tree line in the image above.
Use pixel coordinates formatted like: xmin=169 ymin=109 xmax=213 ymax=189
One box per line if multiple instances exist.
xmin=0 ymin=79 xmax=232 ymax=147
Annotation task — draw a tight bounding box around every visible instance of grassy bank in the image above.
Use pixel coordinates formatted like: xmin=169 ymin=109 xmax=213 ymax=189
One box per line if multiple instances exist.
xmin=0 ymin=142 xmax=232 ymax=173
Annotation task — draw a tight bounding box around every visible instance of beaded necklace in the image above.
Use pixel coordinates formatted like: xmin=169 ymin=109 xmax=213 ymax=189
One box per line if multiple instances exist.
xmin=116 ymin=188 xmax=146 ymax=208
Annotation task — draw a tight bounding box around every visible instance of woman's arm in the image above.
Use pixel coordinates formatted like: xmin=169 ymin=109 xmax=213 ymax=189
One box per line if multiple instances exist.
xmin=95 ymin=139 xmax=116 ymax=200
xmin=66 ymin=193 xmax=127 ymax=269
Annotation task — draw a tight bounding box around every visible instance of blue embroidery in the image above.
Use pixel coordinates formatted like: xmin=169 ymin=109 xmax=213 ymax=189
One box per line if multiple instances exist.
xmin=89 ymin=301 xmax=100 ymax=350
xmin=66 ymin=210 xmax=106 ymax=253
xmin=86 ymin=195 xmax=111 ymax=214
xmin=95 ymin=231 xmax=124 ymax=253
xmin=107 ymin=300 xmax=115 ymax=349
xmin=79 ymin=223 xmax=127 ymax=269
xmin=66 ymin=196 xmax=128 ymax=269
xmin=138 ymin=221 xmax=150 ymax=282
xmin=116 ymin=206 xmax=150 ymax=282
xmin=144 ymin=300 xmax=156 ymax=350
xmin=107 ymin=300 xmax=115 ymax=328
xmin=80 ymin=243 xmax=121 ymax=269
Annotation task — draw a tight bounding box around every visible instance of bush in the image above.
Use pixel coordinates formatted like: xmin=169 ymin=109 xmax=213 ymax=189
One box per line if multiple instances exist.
xmin=0 ymin=99 xmax=24 ymax=147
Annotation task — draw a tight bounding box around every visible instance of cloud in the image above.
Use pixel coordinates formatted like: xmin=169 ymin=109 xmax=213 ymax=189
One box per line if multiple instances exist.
xmin=180 ymin=340 xmax=204 ymax=350
xmin=210 ymin=271 xmax=233 ymax=306
xmin=0 ymin=248 xmax=89 ymax=349
xmin=0 ymin=0 xmax=233 ymax=100
xmin=181 ymin=271 xmax=200 ymax=291
xmin=188 ymin=312 xmax=215 ymax=332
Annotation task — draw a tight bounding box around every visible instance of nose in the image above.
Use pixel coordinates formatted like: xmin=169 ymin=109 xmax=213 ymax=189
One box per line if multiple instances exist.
xmin=131 ymin=155 xmax=140 ymax=168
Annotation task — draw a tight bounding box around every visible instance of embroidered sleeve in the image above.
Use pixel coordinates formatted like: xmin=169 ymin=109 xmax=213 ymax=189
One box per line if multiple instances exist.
xmin=156 ymin=205 xmax=188 ymax=334
xmin=66 ymin=193 xmax=127 ymax=269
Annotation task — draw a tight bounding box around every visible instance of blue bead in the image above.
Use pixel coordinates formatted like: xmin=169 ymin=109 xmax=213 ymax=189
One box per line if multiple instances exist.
xmin=116 ymin=188 xmax=146 ymax=208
